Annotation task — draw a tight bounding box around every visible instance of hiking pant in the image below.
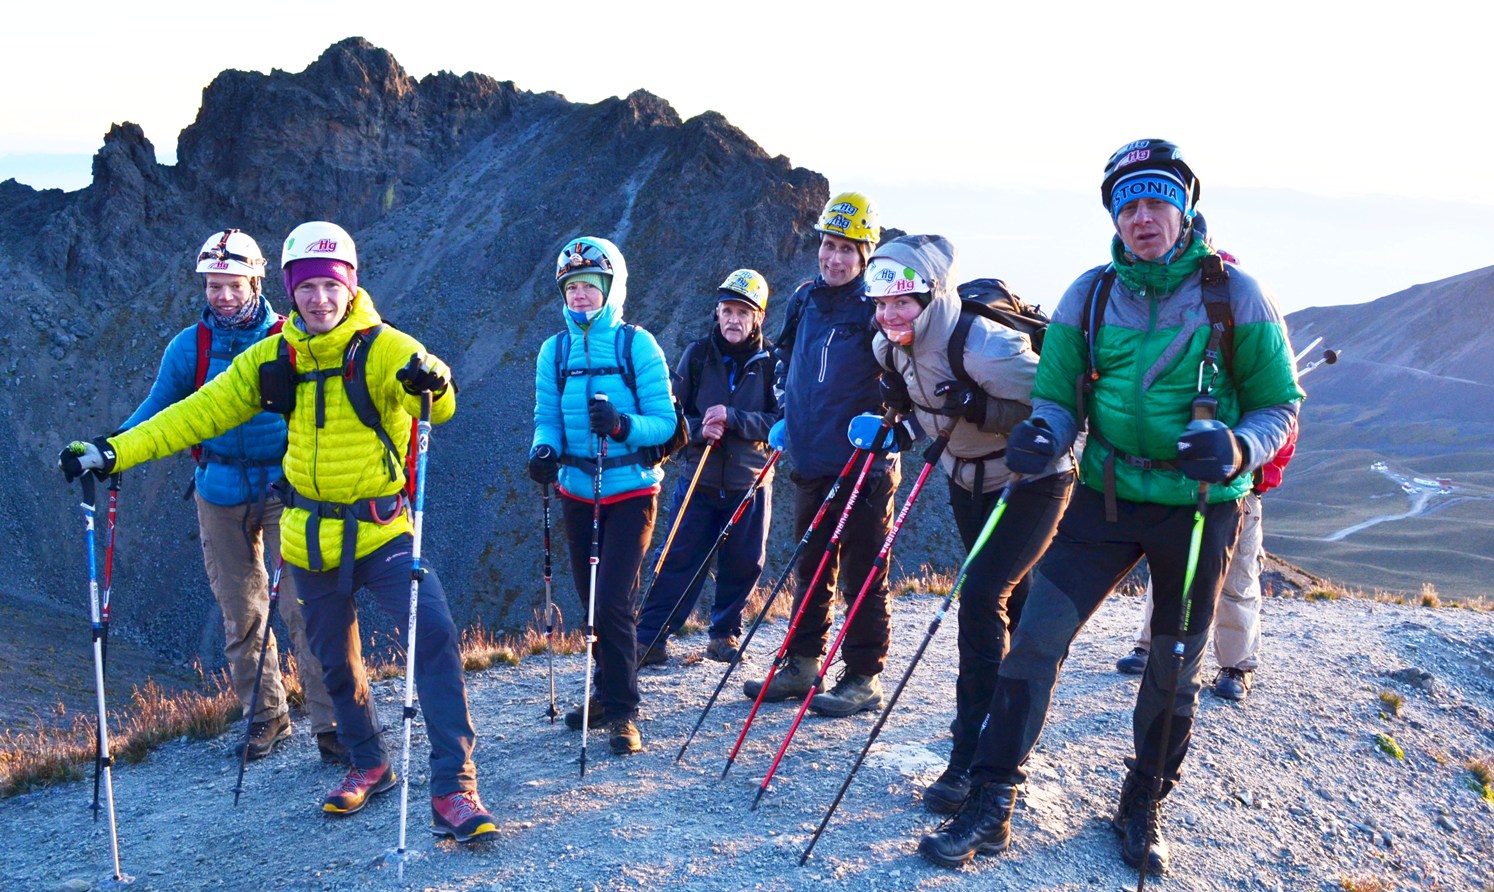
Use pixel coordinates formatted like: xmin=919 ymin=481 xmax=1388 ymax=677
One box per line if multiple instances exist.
xmin=785 ymin=468 xmax=899 ymax=677
xmin=1132 ymin=491 xmax=1263 ymax=670
xmin=295 ymin=536 xmax=477 ymax=795
xmin=635 ymin=477 xmax=771 ymax=646
xmin=947 ymin=470 xmax=1073 ymax=771
xmin=196 ymin=494 xmax=334 ymax=731
xmin=969 ymin=485 xmax=1243 ymax=787
xmin=562 ymin=492 xmax=656 ymax=721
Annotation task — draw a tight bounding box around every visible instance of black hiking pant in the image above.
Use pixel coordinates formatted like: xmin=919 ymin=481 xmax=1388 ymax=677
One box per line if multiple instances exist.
xmin=947 ymin=469 xmax=1074 ymax=771
xmin=969 ymin=484 xmax=1243 ymax=788
xmin=561 ymin=492 xmax=657 ymax=721
xmin=785 ymin=468 xmax=898 ymax=677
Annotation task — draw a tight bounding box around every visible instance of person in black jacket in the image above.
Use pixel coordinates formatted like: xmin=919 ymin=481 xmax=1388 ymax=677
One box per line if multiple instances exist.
xmin=742 ymin=191 xmax=902 ymax=718
xmin=635 ymin=270 xmax=780 ymax=665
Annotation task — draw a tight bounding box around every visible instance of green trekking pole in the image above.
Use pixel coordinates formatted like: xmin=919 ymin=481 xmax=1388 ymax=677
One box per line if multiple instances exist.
xmin=801 ymin=478 xmax=1020 ymax=863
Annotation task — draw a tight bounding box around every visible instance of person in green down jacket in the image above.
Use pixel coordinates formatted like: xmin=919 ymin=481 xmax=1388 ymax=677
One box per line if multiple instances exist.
xmin=918 ymin=140 xmax=1303 ymax=878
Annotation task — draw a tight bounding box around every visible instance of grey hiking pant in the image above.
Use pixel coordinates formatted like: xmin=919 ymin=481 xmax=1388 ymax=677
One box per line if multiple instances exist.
xmin=969 ymin=485 xmax=1244 ymax=788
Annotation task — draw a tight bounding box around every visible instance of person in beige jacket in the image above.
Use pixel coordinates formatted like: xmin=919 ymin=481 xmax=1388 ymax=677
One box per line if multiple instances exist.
xmin=869 ymin=234 xmax=1074 ymax=814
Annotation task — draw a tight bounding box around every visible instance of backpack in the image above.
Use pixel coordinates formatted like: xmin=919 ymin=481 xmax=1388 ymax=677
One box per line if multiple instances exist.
xmin=554 ymin=323 xmax=689 ymax=467
xmin=191 ymin=315 xmax=285 ymax=465
xmin=951 ymin=278 xmax=1049 ymax=377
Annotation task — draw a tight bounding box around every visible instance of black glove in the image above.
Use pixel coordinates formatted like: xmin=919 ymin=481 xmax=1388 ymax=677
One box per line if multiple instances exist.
xmin=588 ymin=396 xmax=631 ymax=440
xmin=528 ymin=445 xmax=560 ymax=485
xmin=1176 ymin=420 xmax=1242 ymax=484
xmin=1005 ymin=419 xmax=1056 ymax=476
xmin=58 ymin=436 xmax=117 ymax=483
xmin=396 ymin=353 xmax=450 ymax=396
xmin=889 ymin=416 xmax=922 ymax=452
xmin=934 ymin=380 xmax=988 ymax=426
xmin=879 ymin=372 xmax=913 ymax=414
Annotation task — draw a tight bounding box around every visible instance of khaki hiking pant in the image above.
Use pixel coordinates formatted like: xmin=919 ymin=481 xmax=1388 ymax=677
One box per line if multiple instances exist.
xmin=196 ymin=494 xmax=335 ymax=730
xmin=1133 ymin=490 xmax=1263 ymax=671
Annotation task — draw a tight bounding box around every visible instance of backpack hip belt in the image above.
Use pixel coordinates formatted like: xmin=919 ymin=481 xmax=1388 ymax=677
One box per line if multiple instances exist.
xmin=273 ymin=479 xmax=407 ymax=596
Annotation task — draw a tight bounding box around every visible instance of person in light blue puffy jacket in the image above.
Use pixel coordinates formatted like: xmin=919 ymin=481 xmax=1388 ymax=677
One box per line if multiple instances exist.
xmin=119 ymin=229 xmax=339 ymax=764
xmin=529 ymin=236 xmax=677 ymax=756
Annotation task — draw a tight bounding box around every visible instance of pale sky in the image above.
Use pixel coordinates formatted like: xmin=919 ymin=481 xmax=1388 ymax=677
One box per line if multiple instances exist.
xmin=6 ymin=1 xmax=1494 ymax=314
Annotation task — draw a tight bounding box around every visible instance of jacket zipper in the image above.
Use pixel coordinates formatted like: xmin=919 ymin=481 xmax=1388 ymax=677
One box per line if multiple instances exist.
xmin=817 ymin=329 xmax=836 ymax=383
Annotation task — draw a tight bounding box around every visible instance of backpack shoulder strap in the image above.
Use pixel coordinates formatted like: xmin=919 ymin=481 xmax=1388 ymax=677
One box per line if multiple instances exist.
xmin=775 ymin=281 xmax=813 ymax=354
xmin=618 ymin=323 xmax=639 ymax=396
xmin=342 ymin=324 xmax=402 ymax=481
xmin=1081 ymin=267 xmax=1116 ymax=381
xmin=685 ymin=339 xmax=707 ymax=411
xmin=948 ymin=309 xmax=980 ymax=388
xmin=553 ymin=330 xmax=572 ymax=395
xmin=194 ymin=322 xmax=212 ymax=391
xmin=1199 ymin=254 xmax=1235 ymax=379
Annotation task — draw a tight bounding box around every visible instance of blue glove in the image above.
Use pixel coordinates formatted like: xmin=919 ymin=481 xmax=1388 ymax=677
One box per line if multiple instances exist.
xmin=1176 ymin=419 xmax=1242 ymax=483
xmin=768 ymin=418 xmax=787 ymax=452
xmin=1005 ymin=419 xmax=1056 ymax=475
xmin=847 ymin=413 xmax=923 ymax=452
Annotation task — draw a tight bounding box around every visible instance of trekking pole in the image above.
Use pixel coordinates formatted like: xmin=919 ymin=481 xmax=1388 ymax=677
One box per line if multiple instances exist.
xmin=723 ymin=413 xmax=895 ymax=780
xmin=1135 ymin=478 xmax=1208 ymax=892
xmin=752 ymin=431 xmax=950 ymax=810
xmin=634 ymin=440 xmax=715 ymax=619
xmin=232 ymin=557 xmax=284 ymax=806
xmin=678 ymin=448 xmax=851 ymax=764
xmin=542 ymin=485 xmax=559 ymax=723
xmin=93 ymin=473 xmax=120 ymax=821
xmin=579 ymin=394 xmax=609 ymax=778
xmin=78 ymin=474 xmax=128 ymax=884
xmin=802 ymin=478 xmax=1019 ymax=862
xmin=395 ymin=392 xmax=434 ymax=881
xmin=1297 ymin=347 xmax=1340 ymax=378
xmin=640 ymin=448 xmax=779 ymax=665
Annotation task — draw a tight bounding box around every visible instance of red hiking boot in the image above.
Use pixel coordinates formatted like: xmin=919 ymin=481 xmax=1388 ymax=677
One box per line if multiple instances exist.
xmin=431 ymin=790 xmax=498 ymax=842
xmin=322 ymin=763 xmax=396 ymax=815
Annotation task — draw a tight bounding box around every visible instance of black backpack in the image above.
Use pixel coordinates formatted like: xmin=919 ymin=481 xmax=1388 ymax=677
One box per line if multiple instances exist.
xmin=554 ymin=323 xmax=689 ymax=467
xmin=952 ymin=278 xmax=1049 ymax=371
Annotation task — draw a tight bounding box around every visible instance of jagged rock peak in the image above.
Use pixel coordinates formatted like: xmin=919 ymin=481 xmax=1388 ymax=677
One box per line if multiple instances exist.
xmin=619 ymin=88 xmax=683 ymax=128
xmin=303 ymin=36 xmax=414 ymax=99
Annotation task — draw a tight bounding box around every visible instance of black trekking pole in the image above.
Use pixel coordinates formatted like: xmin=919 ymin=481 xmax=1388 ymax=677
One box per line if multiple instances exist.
xmin=542 ymin=485 xmax=560 ymax=723
xmin=802 ymin=478 xmax=1019 ymax=862
xmin=232 ymin=557 xmax=285 ymax=806
xmin=723 ymin=432 xmax=889 ymax=780
xmin=753 ymin=430 xmax=950 ymax=810
xmin=92 ymin=473 xmax=120 ymax=821
xmin=394 ymin=392 xmax=434 ymax=880
xmin=640 ymin=448 xmax=780 ymax=666
xmin=634 ymin=440 xmax=715 ymax=619
xmin=676 ymin=447 xmax=847 ymax=765
xmin=579 ymin=394 xmax=609 ymax=778
xmin=1134 ymin=480 xmax=1208 ymax=892
xmin=78 ymin=473 xmax=129 ymax=884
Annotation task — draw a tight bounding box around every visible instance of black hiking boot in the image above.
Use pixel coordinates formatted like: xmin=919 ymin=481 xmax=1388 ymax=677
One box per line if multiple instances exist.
xmin=564 ymin=698 xmax=607 ymax=730
xmin=923 ymin=765 xmax=972 ymax=815
xmin=1116 ymin=647 xmax=1150 ymax=675
xmin=1212 ymin=666 xmax=1253 ymax=701
xmin=1113 ymin=766 xmax=1172 ymax=876
xmin=742 ymin=655 xmax=822 ymax=701
xmin=917 ymin=782 xmax=1017 ymax=868
xmin=236 ymin=712 xmax=291 ymax=762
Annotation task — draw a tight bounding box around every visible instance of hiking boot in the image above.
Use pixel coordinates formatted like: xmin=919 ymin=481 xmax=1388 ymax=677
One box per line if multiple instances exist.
xmin=1116 ymin=647 xmax=1150 ymax=675
xmin=1212 ymin=667 xmax=1253 ymax=701
xmin=923 ymin=766 xmax=972 ymax=815
xmin=431 ymin=790 xmax=498 ymax=842
xmin=236 ymin=712 xmax=291 ymax=762
xmin=742 ymin=655 xmax=823 ymax=702
xmin=316 ymin=730 xmax=351 ymax=766
xmin=608 ymin=718 xmax=642 ymax=755
xmin=322 ymin=763 xmax=396 ymax=815
xmin=564 ymin=698 xmax=607 ymax=730
xmin=1113 ymin=767 xmax=1172 ymax=876
xmin=808 ymin=671 xmax=883 ymax=717
xmin=705 ymin=636 xmax=740 ymax=663
xmin=917 ymin=782 xmax=1017 ymax=868
xmin=638 ymin=642 xmax=669 ymax=668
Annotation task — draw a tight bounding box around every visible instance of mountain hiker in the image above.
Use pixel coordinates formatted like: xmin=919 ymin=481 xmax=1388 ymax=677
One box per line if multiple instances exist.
xmin=59 ymin=221 xmax=497 ymax=842
xmin=917 ymin=140 xmax=1303 ymax=875
xmin=635 ymin=269 xmax=780 ymax=666
xmin=742 ymin=191 xmax=902 ymax=718
xmin=867 ymin=234 xmax=1075 ymax=814
xmin=529 ymin=236 xmax=678 ymax=756
xmin=112 ymin=229 xmax=340 ymax=765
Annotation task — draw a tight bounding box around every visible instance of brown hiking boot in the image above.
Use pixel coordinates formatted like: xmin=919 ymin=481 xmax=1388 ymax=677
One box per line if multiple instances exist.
xmin=236 ymin=712 xmax=291 ymax=762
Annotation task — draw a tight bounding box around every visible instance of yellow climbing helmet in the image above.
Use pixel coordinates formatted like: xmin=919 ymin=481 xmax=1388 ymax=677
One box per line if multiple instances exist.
xmin=814 ymin=191 xmax=881 ymax=246
xmin=717 ymin=268 xmax=769 ymax=313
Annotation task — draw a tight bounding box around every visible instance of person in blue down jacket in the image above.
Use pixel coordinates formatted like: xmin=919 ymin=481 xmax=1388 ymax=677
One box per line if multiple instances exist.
xmin=528 ymin=236 xmax=678 ymax=756
xmin=742 ymin=191 xmax=903 ymax=718
xmin=635 ymin=268 xmax=780 ymax=666
xmin=119 ymin=229 xmax=339 ymax=765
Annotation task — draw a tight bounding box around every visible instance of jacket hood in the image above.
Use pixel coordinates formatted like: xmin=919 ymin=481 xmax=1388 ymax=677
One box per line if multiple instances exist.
xmin=867 ymin=233 xmax=961 ymax=351
xmin=561 ymin=236 xmax=629 ymax=332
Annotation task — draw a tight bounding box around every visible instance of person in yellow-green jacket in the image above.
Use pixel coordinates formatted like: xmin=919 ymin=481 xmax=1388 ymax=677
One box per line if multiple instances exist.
xmin=59 ymin=221 xmax=496 ymax=843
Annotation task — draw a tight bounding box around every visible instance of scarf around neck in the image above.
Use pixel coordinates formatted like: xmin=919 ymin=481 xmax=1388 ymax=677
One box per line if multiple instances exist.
xmin=1110 ymin=234 xmax=1213 ymax=298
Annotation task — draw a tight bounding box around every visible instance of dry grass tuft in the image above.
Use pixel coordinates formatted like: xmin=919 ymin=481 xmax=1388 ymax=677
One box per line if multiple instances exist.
xmin=1339 ymin=876 xmax=1397 ymax=892
xmin=1466 ymin=757 xmax=1494 ymax=805
xmin=890 ymin=564 xmax=955 ymax=598
xmin=1378 ymin=690 xmax=1404 ymax=718
xmin=1306 ymin=586 xmax=1344 ymax=601
xmin=1420 ymin=583 xmax=1442 ymax=609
